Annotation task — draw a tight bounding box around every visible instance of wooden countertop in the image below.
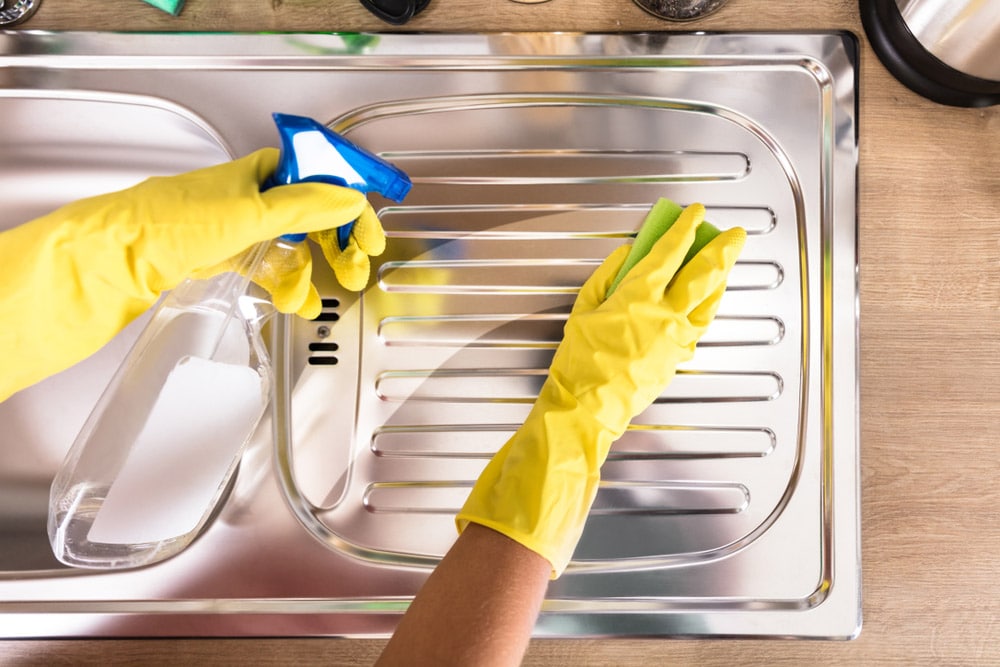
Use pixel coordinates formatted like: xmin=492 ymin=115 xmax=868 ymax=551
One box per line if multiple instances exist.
xmin=5 ymin=1 xmax=999 ymax=664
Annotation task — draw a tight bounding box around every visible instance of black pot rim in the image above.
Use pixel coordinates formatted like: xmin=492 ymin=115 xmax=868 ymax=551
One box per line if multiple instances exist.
xmin=859 ymin=0 xmax=1000 ymax=108
xmin=359 ymin=0 xmax=432 ymax=26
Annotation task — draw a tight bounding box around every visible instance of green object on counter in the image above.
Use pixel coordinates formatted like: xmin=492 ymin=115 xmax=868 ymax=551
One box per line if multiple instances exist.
xmin=606 ymin=198 xmax=720 ymax=298
xmin=141 ymin=0 xmax=185 ymax=15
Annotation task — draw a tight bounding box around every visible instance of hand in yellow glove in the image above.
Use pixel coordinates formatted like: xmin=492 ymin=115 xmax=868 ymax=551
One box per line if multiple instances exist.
xmin=456 ymin=203 xmax=746 ymax=578
xmin=0 ymin=148 xmax=384 ymax=402
xmin=200 ymin=150 xmax=387 ymax=303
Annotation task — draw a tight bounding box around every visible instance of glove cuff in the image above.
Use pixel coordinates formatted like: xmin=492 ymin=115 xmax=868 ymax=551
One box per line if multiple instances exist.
xmin=456 ymin=377 xmax=617 ymax=578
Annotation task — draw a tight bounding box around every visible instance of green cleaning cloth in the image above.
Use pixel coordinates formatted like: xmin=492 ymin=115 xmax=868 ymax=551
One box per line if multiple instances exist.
xmin=606 ymin=198 xmax=720 ymax=298
xmin=142 ymin=0 xmax=185 ymax=15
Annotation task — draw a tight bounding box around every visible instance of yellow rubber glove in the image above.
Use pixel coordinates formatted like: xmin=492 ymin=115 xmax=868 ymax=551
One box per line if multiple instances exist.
xmin=456 ymin=203 xmax=746 ymax=578
xmin=0 ymin=148 xmax=384 ymax=402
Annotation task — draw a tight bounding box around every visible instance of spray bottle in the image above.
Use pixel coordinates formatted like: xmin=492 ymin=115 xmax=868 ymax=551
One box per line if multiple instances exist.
xmin=47 ymin=113 xmax=410 ymax=569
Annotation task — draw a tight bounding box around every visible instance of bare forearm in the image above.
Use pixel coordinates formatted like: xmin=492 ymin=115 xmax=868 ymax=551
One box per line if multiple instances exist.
xmin=377 ymin=523 xmax=550 ymax=667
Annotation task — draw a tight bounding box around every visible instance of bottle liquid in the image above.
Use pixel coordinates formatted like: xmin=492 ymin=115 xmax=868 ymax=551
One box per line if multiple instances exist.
xmin=48 ymin=113 xmax=411 ymax=569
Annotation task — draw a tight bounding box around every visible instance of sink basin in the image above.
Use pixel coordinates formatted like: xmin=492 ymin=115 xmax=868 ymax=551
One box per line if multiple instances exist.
xmin=0 ymin=31 xmax=860 ymax=639
xmin=0 ymin=90 xmax=233 ymax=574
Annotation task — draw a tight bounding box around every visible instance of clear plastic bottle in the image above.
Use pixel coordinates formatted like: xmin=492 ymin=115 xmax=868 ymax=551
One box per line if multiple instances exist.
xmin=48 ymin=113 xmax=411 ymax=569
xmin=48 ymin=239 xmax=303 ymax=569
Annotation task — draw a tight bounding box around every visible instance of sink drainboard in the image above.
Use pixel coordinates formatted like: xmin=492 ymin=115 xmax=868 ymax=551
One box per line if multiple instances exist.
xmin=0 ymin=31 xmax=859 ymax=638
xmin=283 ymin=93 xmax=805 ymax=568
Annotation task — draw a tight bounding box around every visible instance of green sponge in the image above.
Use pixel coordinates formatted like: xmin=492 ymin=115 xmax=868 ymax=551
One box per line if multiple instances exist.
xmin=606 ymin=198 xmax=720 ymax=298
xmin=141 ymin=0 xmax=185 ymax=15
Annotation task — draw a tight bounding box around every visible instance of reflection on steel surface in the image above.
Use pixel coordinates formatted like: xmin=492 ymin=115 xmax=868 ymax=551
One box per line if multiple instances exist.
xmin=0 ymin=0 xmax=39 ymax=27
xmin=0 ymin=31 xmax=859 ymax=639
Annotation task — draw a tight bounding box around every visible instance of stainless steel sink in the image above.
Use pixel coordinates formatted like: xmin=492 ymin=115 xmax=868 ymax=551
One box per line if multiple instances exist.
xmin=0 ymin=31 xmax=860 ymax=639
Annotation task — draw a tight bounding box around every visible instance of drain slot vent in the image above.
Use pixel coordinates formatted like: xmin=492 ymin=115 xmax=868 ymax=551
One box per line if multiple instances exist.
xmin=308 ymin=299 xmax=341 ymax=365
xmin=307 ymin=342 xmax=340 ymax=366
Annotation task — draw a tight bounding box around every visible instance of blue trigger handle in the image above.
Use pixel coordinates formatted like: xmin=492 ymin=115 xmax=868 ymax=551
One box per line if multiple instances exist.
xmin=336 ymin=225 xmax=353 ymax=251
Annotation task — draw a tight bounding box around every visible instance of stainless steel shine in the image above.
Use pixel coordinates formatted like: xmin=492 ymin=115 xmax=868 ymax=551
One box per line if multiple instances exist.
xmin=0 ymin=0 xmax=39 ymax=26
xmin=0 ymin=31 xmax=860 ymax=639
xmin=896 ymin=0 xmax=1000 ymax=81
xmin=632 ymin=0 xmax=729 ymax=21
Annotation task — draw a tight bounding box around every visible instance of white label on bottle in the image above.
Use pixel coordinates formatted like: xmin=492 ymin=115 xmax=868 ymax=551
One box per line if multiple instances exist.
xmin=87 ymin=356 xmax=265 ymax=545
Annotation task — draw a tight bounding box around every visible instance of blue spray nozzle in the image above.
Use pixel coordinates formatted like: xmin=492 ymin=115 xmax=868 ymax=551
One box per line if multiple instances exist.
xmin=263 ymin=113 xmax=412 ymax=248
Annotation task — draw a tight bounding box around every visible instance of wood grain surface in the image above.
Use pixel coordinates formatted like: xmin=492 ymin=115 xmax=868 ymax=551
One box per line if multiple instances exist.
xmin=3 ymin=0 xmax=999 ymax=664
